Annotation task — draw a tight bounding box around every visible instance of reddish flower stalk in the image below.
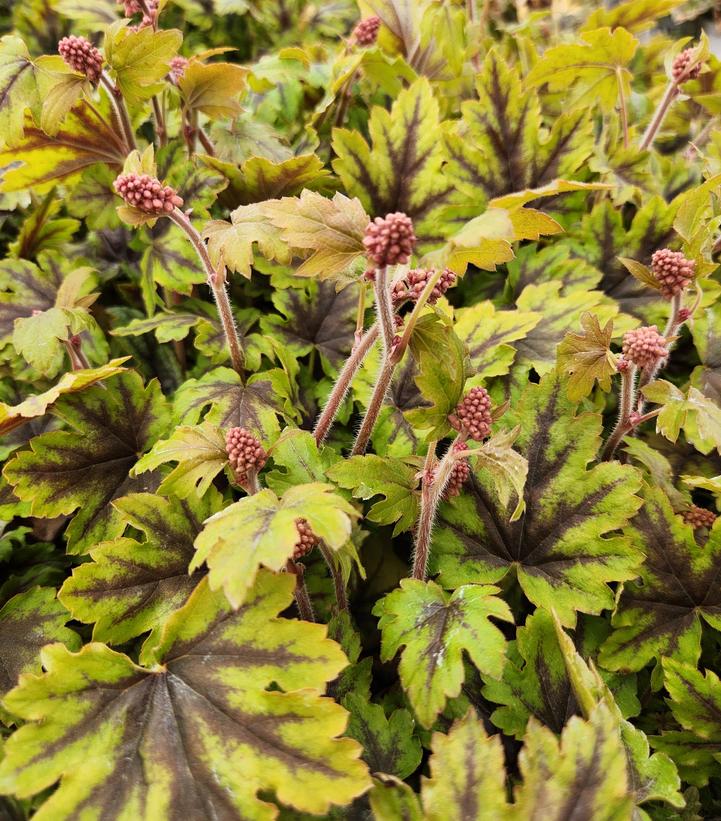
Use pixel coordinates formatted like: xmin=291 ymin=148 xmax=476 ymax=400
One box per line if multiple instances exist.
xmin=168 ymin=208 xmax=245 ymax=376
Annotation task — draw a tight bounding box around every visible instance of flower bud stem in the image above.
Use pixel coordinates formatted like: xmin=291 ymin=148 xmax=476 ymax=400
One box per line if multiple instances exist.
xmin=601 ymin=365 xmax=637 ymax=461
xmin=412 ymin=435 xmax=466 ymax=581
xmin=640 ymin=81 xmax=679 ymax=151
xmin=169 ymin=208 xmax=245 ymax=378
xmin=636 ymin=292 xmax=685 ymax=412
xmin=314 ymin=323 xmax=379 ymax=445
xmin=351 ymin=269 xmax=402 ymax=454
xmin=99 ymin=72 xmax=136 ymax=154
xmin=286 ymin=559 xmax=315 ymax=622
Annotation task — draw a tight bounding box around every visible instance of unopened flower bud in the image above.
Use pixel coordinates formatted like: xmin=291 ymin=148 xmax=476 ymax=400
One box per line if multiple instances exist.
xmin=114 ymin=173 xmax=184 ymax=215
xmin=651 ymin=249 xmax=696 ymax=299
xmin=443 ymin=442 xmax=471 ymax=499
xmin=672 ymin=48 xmax=703 ymax=84
xmin=682 ymin=504 xmax=717 ymax=529
xmin=352 ymin=16 xmax=381 ymax=46
xmin=363 ymin=212 xmax=416 ymax=268
xmin=58 ymin=36 xmax=103 ymax=83
xmin=449 ymin=387 xmax=493 ymax=441
xmin=293 ymin=519 xmax=319 ymax=559
xmin=621 ymin=326 xmax=669 ymax=370
xmin=225 ymin=427 xmax=267 ymax=485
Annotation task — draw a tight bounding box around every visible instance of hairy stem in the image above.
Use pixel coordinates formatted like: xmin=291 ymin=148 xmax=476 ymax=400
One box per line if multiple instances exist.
xmin=636 ymin=292 xmax=683 ymax=411
xmin=314 ymin=323 xmax=379 ymax=445
xmin=411 ymin=436 xmax=465 ymax=580
xmin=601 ymin=365 xmax=637 ymax=461
xmin=152 ymin=96 xmax=167 ymax=147
xmin=169 ymin=208 xmax=245 ymax=377
xmin=319 ymin=542 xmax=348 ymax=612
xmin=287 ymin=560 xmax=315 ymax=622
xmin=99 ymin=72 xmax=136 ymax=153
xmin=351 ymin=355 xmax=395 ymax=456
xmin=639 ymin=81 xmax=679 ymax=151
xmin=374 ymin=267 xmax=395 ymax=353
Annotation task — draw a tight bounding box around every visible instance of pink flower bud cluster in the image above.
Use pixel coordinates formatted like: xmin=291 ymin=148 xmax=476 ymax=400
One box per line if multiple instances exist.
xmin=651 ymin=249 xmax=696 ymax=299
xmin=363 ymin=212 xmax=416 ymax=268
xmin=293 ymin=519 xmax=319 ymax=559
xmin=114 ymin=173 xmax=184 ymax=215
xmin=58 ymin=36 xmax=103 ymax=84
xmin=683 ymin=505 xmax=717 ymax=529
xmin=449 ymin=386 xmax=493 ymax=441
xmin=392 ymin=268 xmax=456 ymax=305
xmin=168 ymin=56 xmax=189 ymax=84
xmin=352 ymin=16 xmax=381 ymax=46
xmin=621 ymin=326 xmax=669 ymax=370
xmin=672 ymin=49 xmax=702 ymax=83
xmin=443 ymin=442 xmax=471 ymax=499
xmin=225 ymin=427 xmax=267 ymax=485
xmin=118 ymin=0 xmax=159 ymax=27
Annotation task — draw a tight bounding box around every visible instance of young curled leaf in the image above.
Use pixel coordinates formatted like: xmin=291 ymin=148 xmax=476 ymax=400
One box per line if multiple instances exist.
xmin=557 ymin=312 xmax=619 ymax=401
xmin=132 ymin=422 xmax=228 ymax=498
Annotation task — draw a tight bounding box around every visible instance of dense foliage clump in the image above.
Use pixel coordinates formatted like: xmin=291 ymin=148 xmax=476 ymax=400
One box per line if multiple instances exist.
xmin=1 ymin=0 xmax=721 ymax=818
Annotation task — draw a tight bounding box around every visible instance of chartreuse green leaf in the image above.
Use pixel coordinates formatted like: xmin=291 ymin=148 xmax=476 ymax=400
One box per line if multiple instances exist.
xmin=369 ymin=776 xmax=422 ymax=821
xmin=431 ymin=370 xmax=643 ymax=626
xmin=527 ymin=26 xmax=638 ymax=113
xmin=0 ymin=587 xmax=79 ymax=698
xmin=59 ymin=490 xmax=222 ymax=644
xmin=262 ymin=190 xmax=369 ymax=281
xmin=173 ymin=365 xmax=283 ymax=436
xmin=0 ymin=103 xmax=127 ymax=193
xmin=404 ymin=313 xmax=466 ymax=440
xmin=203 ymin=203 xmax=292 ymax=277
xmin=0 ymin=572 xmax=371 ymax=819
xmin=264 ymin=428 xmax=339 ymax=495
xmin=12 ymin=306 xmax=96 ymax=375
xmin=421 ymin=709 xmax=509 ymax=820
xmin=557 ymin=312 xmax=619 ymax=400
xmin=104 ymin=23 xmax=181 ymax=104
xmin=484 ymin=609 xmax=576 ymax=738
xmin=470 ymin=428 xmax=529 ymax=522
xmin=599 ymin=486 xmax=721 ymax=672
xmin=454 ymin=300 xmax=541 ymax=381
xmin=650 ymin=659 xmax=721 ymax=787
xmin=3 ymin=371 xmax=169 ymax=554
xmin=332 ymin=77 xmax=452 ymax=245
xmin=0 ymin=257 xmax=63 ymax=342
xmin=192 ymin=483 xmax=357 ymax=608
xmin=642 ymin=380 xmax=721 ymax=455
xmin=373 ymin=579 xmax=512 ymax=727
xmin=553 ymin=615 xmax=683 ymax=812
xmin=0 ymin=358 xmax=128 ymax=436
xmin=343 ymin=694 xmax=421 ymax=779
xmin=445 ymin=50 xmax=593 ymax=206
xmin=132 ymin=422 xmax=228 ymax=498
xmin=327 ymin=454 xmax=420 ymax=536
xmin=178 ymin=60 xmax=247 ymax=118
xmin=0 ymin=35 xmax=40 ymax=148
xmin=514 ymin=704 xmax=634 ymax=818
xmin=514 ymin=281 xmax=619 ymax=375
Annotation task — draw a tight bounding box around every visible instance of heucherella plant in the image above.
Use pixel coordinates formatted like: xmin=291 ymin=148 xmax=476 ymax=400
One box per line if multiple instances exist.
xmin=3 ymin=0 xmax=721 ymax=817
